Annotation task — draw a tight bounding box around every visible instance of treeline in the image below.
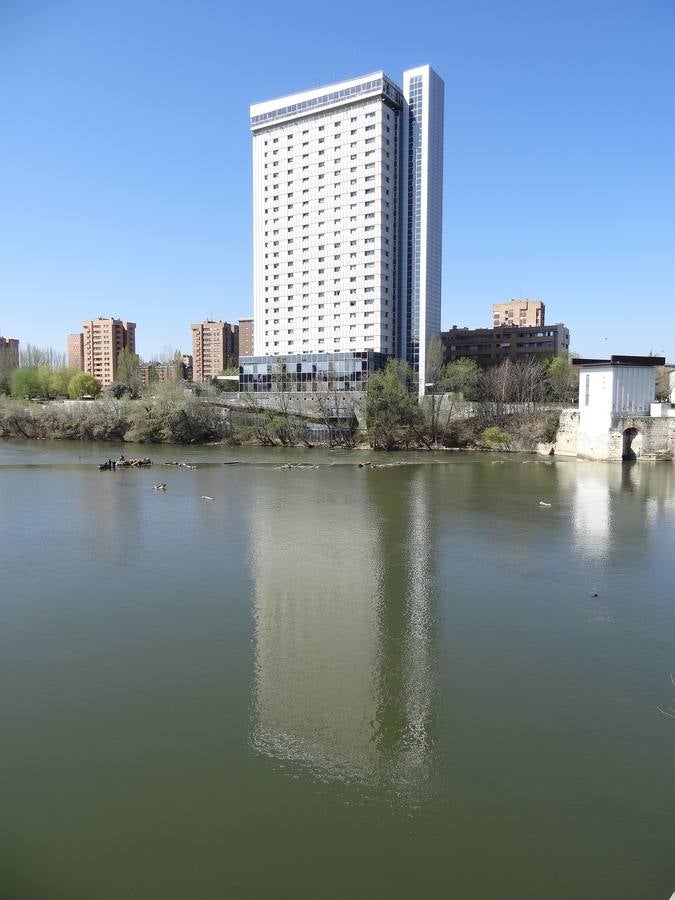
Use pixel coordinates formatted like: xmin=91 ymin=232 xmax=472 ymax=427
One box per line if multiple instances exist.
xmin=0 ymin=340 xmax=579 ymax=451
xmin=0 ymin=344 xmax=234 ymax=402
xmin=5 ymin=366 xmax=102 ymax=401
xmin=0 ymin=384 xmax=227 ymax=443
xmin=368 ymin=345 xmax=577 ymax=451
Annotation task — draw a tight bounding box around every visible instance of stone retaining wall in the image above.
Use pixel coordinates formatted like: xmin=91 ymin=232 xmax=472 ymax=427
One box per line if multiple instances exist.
xmin=554 ymin=409 xmax=579 ymax=456
xmin=554 ymin=408 xmax=675 ymax=461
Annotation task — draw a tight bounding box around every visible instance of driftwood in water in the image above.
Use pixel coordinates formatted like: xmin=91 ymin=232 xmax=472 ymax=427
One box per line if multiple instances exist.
xmin=117 ymin=457 xmax=152 ymax=468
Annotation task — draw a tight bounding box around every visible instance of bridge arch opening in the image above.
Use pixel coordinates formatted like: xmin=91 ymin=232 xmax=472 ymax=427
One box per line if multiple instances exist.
xmin=622 ymin=426 xmax=641 ymax=460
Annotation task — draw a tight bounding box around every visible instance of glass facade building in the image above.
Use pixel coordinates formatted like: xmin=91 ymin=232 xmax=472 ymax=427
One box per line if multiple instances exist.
xmin=401 ymin=66 xmax=445 ymax=393
xmin=239 ymin=351 xmax=387 ymax=393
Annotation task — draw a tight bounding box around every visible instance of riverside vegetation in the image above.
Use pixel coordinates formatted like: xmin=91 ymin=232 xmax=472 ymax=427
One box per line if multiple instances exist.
xmin=0 ymin=340 xmax=578 ymax=451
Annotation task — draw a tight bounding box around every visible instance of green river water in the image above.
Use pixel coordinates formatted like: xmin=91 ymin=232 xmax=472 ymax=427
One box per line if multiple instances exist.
xmin=1 ymin=440 xmax=674 ymax=899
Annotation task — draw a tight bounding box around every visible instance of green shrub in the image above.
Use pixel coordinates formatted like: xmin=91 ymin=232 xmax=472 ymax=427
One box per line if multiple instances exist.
xmin=481 ymin=426 xmax=512 ymax=449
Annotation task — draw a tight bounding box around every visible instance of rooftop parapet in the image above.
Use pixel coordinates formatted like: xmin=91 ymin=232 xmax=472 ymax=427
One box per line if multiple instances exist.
xmin=573 ymin=355 xmax=665 ymax=367
xmin=250 ymin=72 xmax=403 ymax=131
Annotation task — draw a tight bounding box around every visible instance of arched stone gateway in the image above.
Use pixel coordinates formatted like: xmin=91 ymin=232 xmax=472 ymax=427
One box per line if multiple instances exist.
xmin=622 ymin=426 xmax=642 ymax=460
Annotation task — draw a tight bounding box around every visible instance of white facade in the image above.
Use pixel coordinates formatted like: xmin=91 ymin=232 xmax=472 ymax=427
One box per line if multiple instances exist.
xmin=578 ymin=364 xmax=655 ymax=436
xmin=250 ymin=68 xmax=444 ymax=391
xmin=576 ymin=363 xmax=656 ymax=459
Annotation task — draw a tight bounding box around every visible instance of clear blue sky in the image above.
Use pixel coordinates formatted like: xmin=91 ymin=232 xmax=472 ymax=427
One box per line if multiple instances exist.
xmin=1 ymin=0 xmax=674 ymax=361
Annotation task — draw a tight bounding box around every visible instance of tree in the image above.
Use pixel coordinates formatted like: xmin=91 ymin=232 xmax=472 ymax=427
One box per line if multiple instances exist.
xmin=481 ymin=426 xmax=512 ymax=449
xmin=9 ymin=363 xmax=81 ymax=400
xmin=443 ymin=358 xmax=481 ymax=398
xmin=211 ymin=374 xmax=239 ymax=393
xmin=425 ymin=336 xmax=447 ymax=445
xmin=105 ymin=381 xmax=131 ymax=399
xmin=10 ymin=366 xmax=43 ymax=399
xmin=35 ymin=366 xmax=54 ymax=398
xmin=124 ymin=381 xmax=225 ymax=443
xmin=425 ymin=336 xmax=445 ymax=389
xmin=478 ymin=359 xmax=548 ymax=420
xmin=547 ymin=352 xmax=579 ymax=404
xmin=163 ymin=349 xmax=188 ymax=381
xmin=116 ymin=347 xmax=142 ymax=397
xmin=19 ymin=344 xmax=65 ymax=369
xmin=68 ymin=372 xmax=102 ymax=399
xmin=317 ymin=391 xmax=360 ymax=448
xmin=49 ymin=366 xmax=79 ymax=398
xmin=425 ymin=351 xmax=481 ymax=446
xmin=210 ymin=362 xmax=240 ymax=393
xmin=366 ymin=359 xmax=426 ymax=450
xmin=654 ymin=364 xmax=671 ymax=402
xmin=158 ymin=345 xmax=182 ymax=365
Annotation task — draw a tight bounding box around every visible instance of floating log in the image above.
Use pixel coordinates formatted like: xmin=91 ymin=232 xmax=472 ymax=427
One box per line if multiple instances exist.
xmin=117 ymin=457 xmax=152 ymax=468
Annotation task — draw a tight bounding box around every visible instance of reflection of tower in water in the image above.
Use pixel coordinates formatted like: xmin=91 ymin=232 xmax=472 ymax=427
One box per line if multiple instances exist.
xmin=249 ymin=467 xmax=437 ymax=794
xmin=568 ymin=460 xmax=675 ymax=559
xmin=571 ymin=466 xmax=612 ymax=560
xmin=369 ymin=469 xmax=437 ymax=795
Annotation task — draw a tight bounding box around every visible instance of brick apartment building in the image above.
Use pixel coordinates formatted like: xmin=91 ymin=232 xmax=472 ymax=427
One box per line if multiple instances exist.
xmin=67 ymin=333 xmax=84 ymax=370
xmin=191 ymin=321 xmax=239 ymax=382
xmin=0 ymin=336 xmax=19 ymax=374
xmin=140 ymin=355 xmax=193 ymax=385
xmin=68 ymin=318 xmax=136 ymax=387
xmin=492 ymin=299 xmax=545 ymax=328
xmin=238 ymin=317 xmax=254 ymax=357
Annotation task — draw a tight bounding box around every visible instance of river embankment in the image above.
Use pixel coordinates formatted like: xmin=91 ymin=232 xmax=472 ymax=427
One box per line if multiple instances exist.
xmin=0 ymin=393 xmax=563 ymax=453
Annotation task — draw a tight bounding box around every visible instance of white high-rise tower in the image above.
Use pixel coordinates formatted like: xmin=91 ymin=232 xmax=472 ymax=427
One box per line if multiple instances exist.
xmin=401 ymin=66 xmax=444 ymax=391
xmin=247 ymin=66 xmax=443 ymax=394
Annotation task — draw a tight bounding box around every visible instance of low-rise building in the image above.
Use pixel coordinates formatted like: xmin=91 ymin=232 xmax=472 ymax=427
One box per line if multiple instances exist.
xmin=442 ymin=323 xmax=570 ymax=366
xmin=239 ymin=350 xmax=387 ymax=393
xmin=140 ymin=363 xmax=179 ymax=385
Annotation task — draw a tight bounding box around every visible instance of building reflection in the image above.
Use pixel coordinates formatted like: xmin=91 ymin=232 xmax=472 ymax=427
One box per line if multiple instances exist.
xmin=368 ymin=469 xmax=437 ymax=796
xmin=249 ymin=465 xmax=437 ymax=794
xmin=565 ymin=459 xmax=675 ymax=563
xmin=570 ymin=465 xmax=614 ymax=560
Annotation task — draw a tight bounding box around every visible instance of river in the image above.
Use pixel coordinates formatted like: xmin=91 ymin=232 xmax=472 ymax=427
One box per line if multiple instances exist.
xmin=1 ymin=440 xmax=674 ymax=899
